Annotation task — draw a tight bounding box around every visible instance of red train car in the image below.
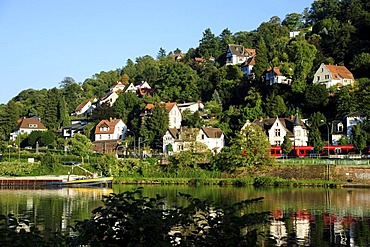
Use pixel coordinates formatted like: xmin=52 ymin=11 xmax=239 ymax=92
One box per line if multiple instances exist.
xmin=270 ymin=145 xmax=356 ymax=158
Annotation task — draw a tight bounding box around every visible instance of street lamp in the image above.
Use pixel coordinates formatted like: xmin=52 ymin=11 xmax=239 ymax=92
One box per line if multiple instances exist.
xmin=127 ymin=129 xmax=136 ymax=155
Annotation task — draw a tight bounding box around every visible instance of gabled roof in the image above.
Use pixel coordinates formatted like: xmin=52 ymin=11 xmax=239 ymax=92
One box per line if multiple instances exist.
xmin=95 ymin=118 xmax=122 ymax=135
xmin=201 ymin=127 xmax=224 ymax=138
xmin=17 ymin=117 xmax=47 ymax=130
xmin=345 ymin=112 xmax=366 ymax=118
xmin=75 ymin=98 xmax=91 ymax=111
xmin=228 ymin=44 xmax=245 ymax=56
xmin=110 ymin=81 xmax=127 ymax=89
xmin=253 ymin=117 xmax=307 ymax=137
xmin=325 ymin=64 xmax=354 ymax=80
xmin=166 ymin=128 xmax=179 ymax=139
xmin=141 ymin=102 xmax=178 ymax=116
xmin=267 ymin=67 xmax=283 ymax=76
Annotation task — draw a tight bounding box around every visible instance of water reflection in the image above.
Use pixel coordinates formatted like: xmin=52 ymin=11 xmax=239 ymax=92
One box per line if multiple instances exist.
xmin=0 ymin=185 xmax=370 ymax=246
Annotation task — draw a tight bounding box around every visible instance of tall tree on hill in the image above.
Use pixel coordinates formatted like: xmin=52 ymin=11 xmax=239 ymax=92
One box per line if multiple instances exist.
xmin=351 ymin=124 xmax=366 ymax=154
xmin=287 ymin=36 xmax=317 ymax=93
xmin=282 ymin=13 xmax=304 ymax=31
xmin=0 ymin=101 xmax=20 ymax=141
xmin=140 ymin=103 xmax=169 ymax=149
xmin=135 ymin=55 xmax=160 ymax=84
xmin=253 ymin=37 xmax=269 ymax=79
xmin=281 ymin=135 xmax=293 ymax=158
xmin=155 ymin=62 xmax=200 ymax=102
xmin=41 ymin=88 xmax=60 ymax=131
xmin=198 ymin=28 xmax=220 ymax=59
xmin=157 ymin=47 xmax=167 ymax=60
xmin=113 ymin=92 xmax=140 ymax=125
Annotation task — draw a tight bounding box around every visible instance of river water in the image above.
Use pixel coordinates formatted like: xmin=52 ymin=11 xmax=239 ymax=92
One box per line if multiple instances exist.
xmin=0 ymin=185 xmax=369 ymax=246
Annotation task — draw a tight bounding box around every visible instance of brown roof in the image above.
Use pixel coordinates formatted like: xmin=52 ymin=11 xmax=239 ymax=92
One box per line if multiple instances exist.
xmin=325 ymin=64 xmax=354 ymax=80
xmin=253 ymin=117 xmax=307 ymax=137
xmin=17 ymin=117 xmax=47 ymax=130
xmin=166 ymin=128 xmax=179 ymax=138
xmin=95 ymin=118 xmax=122 ymax=135
xmin=201 ymin=127 xmax=223 ymax=138
xmin=267 ymin=67 xmax=283 ymax=76
xmin=75 ymin=98 xmax=91 ymax=111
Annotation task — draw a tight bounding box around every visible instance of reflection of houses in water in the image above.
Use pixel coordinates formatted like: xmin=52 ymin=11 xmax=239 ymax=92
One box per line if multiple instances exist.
xmin=324 ymin=213 xmax=357 ymax=246
xmin=293 ymin=210 xmax=312 ymax=246
xmin=269 ymin=209 xmax=288 ymax=246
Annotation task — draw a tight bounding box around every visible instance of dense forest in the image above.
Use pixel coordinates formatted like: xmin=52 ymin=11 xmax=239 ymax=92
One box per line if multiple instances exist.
xmin=1 ymin=0 xmax=370 ymax=153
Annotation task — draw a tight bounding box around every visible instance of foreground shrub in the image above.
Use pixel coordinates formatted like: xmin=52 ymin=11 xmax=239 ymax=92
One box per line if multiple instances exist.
xmin=0 ymin=189 xmax=271 ymax=246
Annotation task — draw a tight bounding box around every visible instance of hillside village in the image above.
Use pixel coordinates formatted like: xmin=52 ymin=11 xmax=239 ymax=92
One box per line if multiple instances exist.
xmin=1 ymin=1 xmax=370 ymax=161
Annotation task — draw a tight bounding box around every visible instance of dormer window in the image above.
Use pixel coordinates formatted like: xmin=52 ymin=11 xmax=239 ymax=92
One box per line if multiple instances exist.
xmin=28 ymin=124 xmax=37 ymax=128
xmin=337 ymin=123 xmax=343 ymax=132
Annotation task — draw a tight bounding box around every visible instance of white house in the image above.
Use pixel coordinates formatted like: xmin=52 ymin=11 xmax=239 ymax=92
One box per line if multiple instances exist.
xmin=73 ymin=98 xmax=96 ymax=116
xmin=177 ymin=101 xmax=204 ymax=114
xmin=10 ymin=117 xmax=47 ymax=141
xmin=98 ymin=91 xmax=119 ymax=107
xmin=265 ymin=67 xmax=292 ymax=86
xmin=162 ymin=127 xmax=225 ymax=155
xmin=313 ymin=63 xmax=355 ymax=89
xmin=247 ymin=115 xmax=309 ymax=146
xmin=226 ymin=44 xmax=256 ymax=77
xmin=94 ymin=118 xmax=126 ymax=141
xmin=197 ymin=127 xmax=225 ymax=154
xmin=331 ymin=112 xmax=367 ymax=145
xmin=109 ymin=81 xmax=127 ymax=93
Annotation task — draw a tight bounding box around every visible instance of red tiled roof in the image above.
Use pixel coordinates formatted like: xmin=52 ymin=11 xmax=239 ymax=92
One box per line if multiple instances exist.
xmin=95 ymin=118 xmax=122 ymax=135
xmin=325 ymin=64 xmax=354 ymax=80
xmin=75 ymin=98 xmax=91 ymax=111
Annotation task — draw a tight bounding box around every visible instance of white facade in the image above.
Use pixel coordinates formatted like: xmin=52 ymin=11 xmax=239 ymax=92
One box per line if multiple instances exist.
xmin=94 ymin=119 xmax=127 ymax=141
xmin=162 ymin=127 xmax=225 ymax=155
xmin=168 ymin=103 xmax=182 ymax=129
xmin=178 ymin=102 xmax=204 ymax=114
xmin=196 ymin=127 xmax=225 ymax=154
xmin=313 ymin=63 xmax=354 ymax=89
xmin=99 ymin=91 xmax=119 ymax=107
xmin=265 ymin=67 xmax=291 ymax=86
xmin=250 ymin=117 xmax=309 ymax=147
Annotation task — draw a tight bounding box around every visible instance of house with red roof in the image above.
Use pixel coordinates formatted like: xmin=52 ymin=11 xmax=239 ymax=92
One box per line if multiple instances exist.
xmin=10 ymin=117 xmax=47 ymax=141
xmin=313 ymin=63 xmax=355 ymax=89
xmin=94 ymin=118 xmax=126 ymax=141
xmin=265 ymin=67 xmax=292 ymax=86
xmin=226 ymin=44 xmax=256 ymax=77
xmin=73 ymin=98 xmax=96 ymax=116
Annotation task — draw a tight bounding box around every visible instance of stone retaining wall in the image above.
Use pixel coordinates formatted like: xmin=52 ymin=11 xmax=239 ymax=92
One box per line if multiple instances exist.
xmin=267 ymin=164 xmax=370 ymax=183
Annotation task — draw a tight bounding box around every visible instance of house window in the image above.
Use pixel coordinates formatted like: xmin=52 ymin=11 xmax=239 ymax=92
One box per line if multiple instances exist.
xmin=321 ymin=68 xmax=324 ymax=72
xmin=338 ymin=124 xmax=343 ymax=132
xmin=275 ymin=141 xmax=281 ymax=146
xmin=317 ymin=76 xmax=320 ymax=81
xmin=201 ymin=134 xmax=205 ymax=140
xmin=325 ymin=75 xmax=329 ymax=79
xmin=275 ymin=129 xmax=281 ymax=137
xmin=296 ymin=130 xmax=301 ymax=136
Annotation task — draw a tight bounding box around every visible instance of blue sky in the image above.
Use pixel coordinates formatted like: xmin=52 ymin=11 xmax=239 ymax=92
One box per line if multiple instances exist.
xmin=0 ymin=0 xmax=313 ymax=104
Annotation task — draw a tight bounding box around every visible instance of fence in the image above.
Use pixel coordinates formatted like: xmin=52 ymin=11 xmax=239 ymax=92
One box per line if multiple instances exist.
xmin=276 ymin=158 xmax=370 ymax=166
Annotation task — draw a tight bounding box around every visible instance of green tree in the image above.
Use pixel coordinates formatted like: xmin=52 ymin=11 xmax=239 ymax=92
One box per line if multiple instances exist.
xmin=264 ymin=93 xmax=287 ymax=117
xmin=140 ymin=103 xmax=169 ymax=149
xmin=39 ymin=131 xmax=55 ymax=148
xmin=281 ymin=135 xmax=292 ymax=157
xmin=155 ymin=62 xmax=200 ymax=102
xmin=198 ymin=28 xmax=220 ymax=59
xmin=310 ymin=127 xmax=325 ymax=155
xmin=67 ymin=133 xmax=93 ymax=157
xmin=213 ymin=123 xmax=272 ymax=172
xmin=351 ymin=124 xmax=366 ymax=154
xmin=157 ymin=47 xmax=167 ymax=59
xmin=282 ymin=13 xmax=304 ymax=31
